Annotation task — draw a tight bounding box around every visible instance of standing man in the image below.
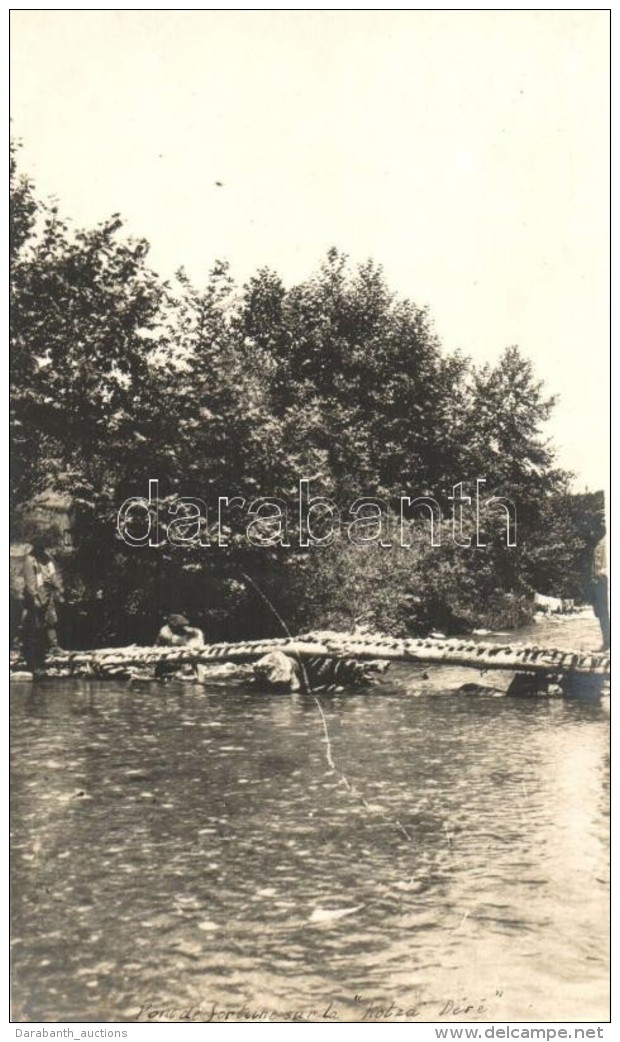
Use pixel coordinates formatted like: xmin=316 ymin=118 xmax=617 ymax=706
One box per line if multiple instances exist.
xmin=591 ymin=533 xmax=610 ymax=651
xmin=41 ymin=546 xmax=64 ymax=650
xmin=21 ymin=538 xmax=63 ymax=674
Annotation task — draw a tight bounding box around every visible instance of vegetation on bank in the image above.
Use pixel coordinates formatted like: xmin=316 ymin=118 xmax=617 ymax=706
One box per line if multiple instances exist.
xmin=10 ymin=139 xmax=604 ymax=647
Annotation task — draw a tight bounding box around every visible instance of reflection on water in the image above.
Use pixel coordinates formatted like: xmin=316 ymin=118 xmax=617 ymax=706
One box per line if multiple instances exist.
xmin=11 ymin=617 xmax=609 ymax=1022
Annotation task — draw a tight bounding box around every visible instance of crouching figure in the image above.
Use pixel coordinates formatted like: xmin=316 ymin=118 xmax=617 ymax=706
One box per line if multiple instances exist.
xmin=155 ymin=614 xmax=206 ymax=681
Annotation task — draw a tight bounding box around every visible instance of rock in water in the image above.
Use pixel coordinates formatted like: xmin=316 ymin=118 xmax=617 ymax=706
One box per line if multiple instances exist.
xmin=253 ymin=651 xmax=301 ymax=692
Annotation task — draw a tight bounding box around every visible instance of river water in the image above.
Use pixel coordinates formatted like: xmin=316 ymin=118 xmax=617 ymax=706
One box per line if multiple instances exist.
xmin=11 ymin=615 xmax=609 ymax=1023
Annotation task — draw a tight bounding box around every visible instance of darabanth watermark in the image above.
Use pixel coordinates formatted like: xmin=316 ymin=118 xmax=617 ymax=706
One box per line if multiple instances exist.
xmin=116 ymin=477 xmax=517 ymax=549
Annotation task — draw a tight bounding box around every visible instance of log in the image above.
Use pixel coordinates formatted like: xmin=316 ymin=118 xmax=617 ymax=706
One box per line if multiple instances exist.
xmin=30 ymin=630 xmax=610 ymax=679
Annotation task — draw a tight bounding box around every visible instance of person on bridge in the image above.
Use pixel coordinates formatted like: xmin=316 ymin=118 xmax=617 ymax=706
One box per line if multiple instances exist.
xmin=156 ymin=614 xmax=205 ymax=680
xmin=157 ymin=614 xmax=204 ymax=648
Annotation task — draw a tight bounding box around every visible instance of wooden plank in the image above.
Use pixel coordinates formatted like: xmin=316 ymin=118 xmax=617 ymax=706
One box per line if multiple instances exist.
xmin=37 ymin=631 xmax=610 ymax=678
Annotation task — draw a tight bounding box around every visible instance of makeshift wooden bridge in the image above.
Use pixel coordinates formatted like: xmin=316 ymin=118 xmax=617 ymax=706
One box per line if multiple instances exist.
xmin=31 ymin=630 xmax=610 ymax=693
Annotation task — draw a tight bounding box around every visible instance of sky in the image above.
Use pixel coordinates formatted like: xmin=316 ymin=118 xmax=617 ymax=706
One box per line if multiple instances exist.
xmin=9 ymin=9 xmax=610 ymax=491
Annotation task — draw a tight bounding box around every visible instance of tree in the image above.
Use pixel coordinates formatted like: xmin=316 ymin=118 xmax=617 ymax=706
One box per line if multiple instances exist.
xmin=12 ymin=139 xmax=590 ymax=644
xmin=10 ymin=141 xmax=167 ymax=508
xmin=465 ymin=345 xmax=561 ymax=500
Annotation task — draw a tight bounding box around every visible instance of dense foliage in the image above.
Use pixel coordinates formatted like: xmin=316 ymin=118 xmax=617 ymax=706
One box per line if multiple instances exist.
xmin=10 ymin=141 xmax=604 ymax=646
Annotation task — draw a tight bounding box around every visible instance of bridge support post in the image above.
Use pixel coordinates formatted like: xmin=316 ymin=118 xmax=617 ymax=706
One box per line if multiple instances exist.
xmin=561 ymin=673 xmax=608 ymax=700
xmin=507 ymin=673 xmax=561 ymax=697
